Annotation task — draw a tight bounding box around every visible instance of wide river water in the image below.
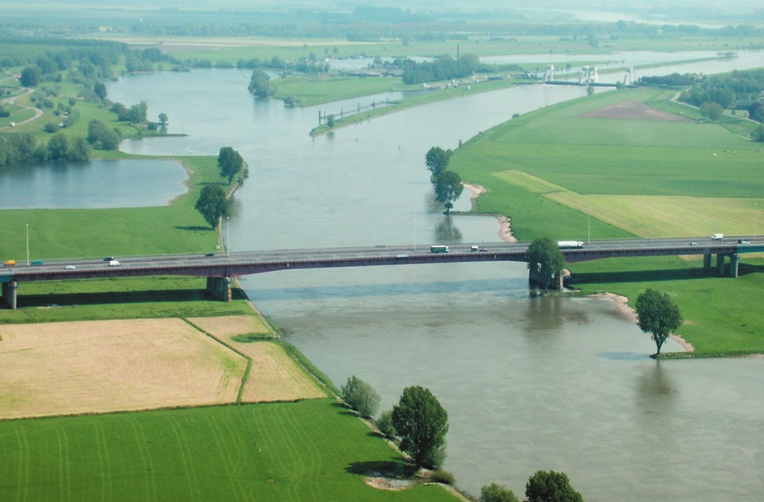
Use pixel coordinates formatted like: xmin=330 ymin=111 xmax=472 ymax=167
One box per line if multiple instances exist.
xmin=107 ymin=54 xmax=764 ymax=501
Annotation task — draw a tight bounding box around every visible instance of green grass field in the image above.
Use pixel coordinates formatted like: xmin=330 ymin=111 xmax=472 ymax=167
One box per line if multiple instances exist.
xmin=0 ymin=399 xmax=457 ymax=501
xmin=451 ymin=87 xmax=764 ymax=356
xmin=273 ymin=74 xmax=401 ymax=107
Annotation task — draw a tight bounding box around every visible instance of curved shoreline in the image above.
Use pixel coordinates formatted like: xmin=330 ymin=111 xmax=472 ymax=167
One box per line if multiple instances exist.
xmin=590 ymin=293 xmax=695 ymax=353
xmin=462 ymin=182 xmax=517 ymax=243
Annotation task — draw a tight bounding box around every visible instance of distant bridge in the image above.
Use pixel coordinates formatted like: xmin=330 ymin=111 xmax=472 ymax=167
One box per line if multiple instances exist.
xmin=2 ymin=237 xmax=762 ymax=309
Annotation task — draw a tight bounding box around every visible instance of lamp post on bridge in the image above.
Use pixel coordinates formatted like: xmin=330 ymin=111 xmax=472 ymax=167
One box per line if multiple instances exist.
xmin=227 ymin=216 xmax=230 ymax=258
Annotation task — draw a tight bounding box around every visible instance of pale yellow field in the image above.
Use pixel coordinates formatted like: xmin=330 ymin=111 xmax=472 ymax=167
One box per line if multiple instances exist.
xmin=188 ymin=315 xmax=270 ymax=337
xmin=0 ymin=319 xmax=247 ymax=420
xmin=496 ymin=170 xmax=764 ymax=238
xmin=229 ymin=340 xmax=326 ymax=402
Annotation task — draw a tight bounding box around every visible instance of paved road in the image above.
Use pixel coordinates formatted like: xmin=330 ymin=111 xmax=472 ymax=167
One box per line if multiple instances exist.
xmin=3 ymin=236 xmax=762 ymax=283
xmin=0 ymin=87 xmax=43 ymax=130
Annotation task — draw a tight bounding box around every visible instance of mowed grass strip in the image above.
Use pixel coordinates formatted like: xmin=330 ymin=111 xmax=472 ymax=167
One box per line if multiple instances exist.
xmin=228 ymin=341 xmax=327 ymax=403
xmin=497 ymin=170 xmax=764 ymax=238
xmin=0 ymin=319 xmax=247 ymax=419
xmin=0 ymin=400 xmax=459 ymax=501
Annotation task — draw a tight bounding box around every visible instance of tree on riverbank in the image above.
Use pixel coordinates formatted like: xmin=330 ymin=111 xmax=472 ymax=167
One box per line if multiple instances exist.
xmin=392 ymin=385 xmax=448 ymax=469
xmin=433 ymin=170 xmax=463 ymax=214
xmin=248 ymin=69 xmax=272 ymax=97
xmin=425 ymin=146 xmax=451 ymax=178
xmin=526 ymin=470 xmax=583 ymax=502
xmin=217 ymin=147 xmax=244 ymax=184
xmin=635 ymin=289 xmax=683 ymax=357
xmin=524 ymin=237 xmax=565 ymax=292
xmin=480 ymin=483 xmax=520 ymax=502
xmin=340 ymin=375 xmax=380 ymax=418
xmin=195 ymin=184 xmax=229 ymax=229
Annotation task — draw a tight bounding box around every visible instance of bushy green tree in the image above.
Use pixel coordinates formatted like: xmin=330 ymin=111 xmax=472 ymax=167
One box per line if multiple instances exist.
xmin=752 ymin=125 xmax=764 ymax=142
xmin=526 ymin=471 xmax=583 ymax=502
xmin=391 ymin=386 xmax=448 ymax=468
xmin=340 ymin=375 xmax=381 ymax=418
xmin=217 ymin=146 xmax=245 ymax=184
xmin=635 ymin=289 xmax=683 ymax=356
xmin=93 ymin=82 xmax=107 ymax=100
xmin=375 ymin=409 xmax=396 ymax=437
xmin=524 ymin=237 xmax=565 ymax=292
xmin=433 ymin=170 xmax=463 ymax=214
xmin=20 ymin=66 xmax=41 ymax=87
xmin=87 ymin=120 xmax=121 ymax=150
xmin=248 ymin=69 xmax=272 ymax=97
xmin=480 ymin=483 xmax=520 ymax=502
xmin=425 ymin=146 xmax=451 ymax=177
xmin=195 ymin=184 xmax=229 ymax=229
xmin=701 ymin=101 xmax=724 ymax=121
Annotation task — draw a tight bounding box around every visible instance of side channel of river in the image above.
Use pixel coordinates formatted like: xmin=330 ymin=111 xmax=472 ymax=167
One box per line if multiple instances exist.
xmin=108 ymin=59 xmax=764 ymax=501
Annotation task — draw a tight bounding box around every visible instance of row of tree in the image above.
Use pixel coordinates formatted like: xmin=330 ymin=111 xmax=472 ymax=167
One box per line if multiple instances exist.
xmin=425 ymin=146 xmax=463 ymax=214
xmin=401 ymin=54 xmax=480 ymax=85
xmin=0 ymin=132 xmax=89 ymax=167
xmin=194 ymin=147 xmax=247 ymax=229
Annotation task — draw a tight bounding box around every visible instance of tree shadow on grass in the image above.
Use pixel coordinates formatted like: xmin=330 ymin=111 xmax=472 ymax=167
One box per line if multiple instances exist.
xmin=174 ymin=226 xmax=213 ymax=231
xmin=570 ymin=263 xmax=764 ymax=286
xmin=330 ymin=401 xmax=360 ymax=417
xmin=16 ymin=287 xmax=247 ymax=308
xmin=345 ymin=460 xmax=415 ymax=478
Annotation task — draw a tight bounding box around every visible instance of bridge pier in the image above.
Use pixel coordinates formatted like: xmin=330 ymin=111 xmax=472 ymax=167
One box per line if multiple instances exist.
xmin=729 ymin=254 xmax=739 ymax=278
xmin=206 ymin=277 xmax=231 ymax=302
xmin=716 ymin=254 xmax=725 ymax=275
xmin=528 ymin=270 xmax=563 ymax=291
xmin=2 ymin=281 xmax=18 ymax=310
xmin=703 ymin=253 xmax=711 ymax=271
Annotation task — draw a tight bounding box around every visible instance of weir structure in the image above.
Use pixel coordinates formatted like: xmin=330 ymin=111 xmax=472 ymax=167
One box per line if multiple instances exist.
xmin=1 ymin=237 xmax=762 ymax=309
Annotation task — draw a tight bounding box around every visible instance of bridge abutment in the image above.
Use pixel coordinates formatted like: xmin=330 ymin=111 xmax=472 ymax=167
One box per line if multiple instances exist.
xmin=716 ymin=254 xmax=725 ymax=275
xmin=729 ymin=254 xmax=739 ymax=278
xmin=2 ymin=281 xmax=18 ymax=310
xmin=206 ymin=277 xmax=231 ymax=302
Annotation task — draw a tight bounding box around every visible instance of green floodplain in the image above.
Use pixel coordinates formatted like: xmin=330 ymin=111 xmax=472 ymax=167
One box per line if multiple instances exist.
xmin=449 ymin=86 xmax=764 ymax=356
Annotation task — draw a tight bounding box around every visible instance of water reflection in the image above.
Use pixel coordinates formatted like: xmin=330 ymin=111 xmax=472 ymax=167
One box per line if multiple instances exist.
xmin=434 ymin=216 xmax=463 ymax=242
xmin=636 ymin=360 xmax=677 ymax=405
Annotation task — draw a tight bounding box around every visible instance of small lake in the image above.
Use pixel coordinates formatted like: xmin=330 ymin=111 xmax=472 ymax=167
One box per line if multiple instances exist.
xmin=0 ymin=159 xmax=187 ymax=209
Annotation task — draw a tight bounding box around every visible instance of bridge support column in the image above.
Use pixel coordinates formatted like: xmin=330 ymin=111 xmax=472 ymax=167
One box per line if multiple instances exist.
xmin=2 ymin=281 xmax=18 ymax=310
xmin=729 ymin=254 xmax=739 ymax=278
xmin=703 ymin=253 xmax=711 ymax=271
xmin=555 ymin=272 xmax=564 ymax=291
xmin=716 ymin=254 xmax=725 ymax=275
xmin=206 ymin=277 xmax=231 ymax=302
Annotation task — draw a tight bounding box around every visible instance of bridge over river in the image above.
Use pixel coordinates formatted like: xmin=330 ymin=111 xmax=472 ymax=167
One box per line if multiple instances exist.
xmin=2 ymin=237 xmax=763 ymax=309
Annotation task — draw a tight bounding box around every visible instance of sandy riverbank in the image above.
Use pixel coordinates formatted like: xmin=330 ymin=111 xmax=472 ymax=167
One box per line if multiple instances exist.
xmin=462 ymin=183 xmax=517 ymax=243
xmin=591 ymin=293 xmax=695 ymax=352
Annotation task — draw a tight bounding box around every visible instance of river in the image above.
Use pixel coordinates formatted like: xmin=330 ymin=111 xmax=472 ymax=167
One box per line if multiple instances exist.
xmin=106 ymin=55 xmax=764 ymax=501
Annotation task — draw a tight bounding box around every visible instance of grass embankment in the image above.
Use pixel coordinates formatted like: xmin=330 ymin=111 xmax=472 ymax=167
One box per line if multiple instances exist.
xmin=0 ymin=399 xmax=457 ymax=501
xmin=273 ymin=74 xmax=402 ymax=107
xmin=450 ymin=87 xmax=764 ymax=355
xmin=311 ymin=77 xmax=524 ymax=136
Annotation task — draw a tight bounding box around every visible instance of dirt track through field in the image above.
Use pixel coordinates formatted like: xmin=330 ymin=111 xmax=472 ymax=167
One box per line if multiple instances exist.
xmin=0 ymin=319 xmax=247 ymax=419
xmin=578 ymin=100 xmax=691 ymax=121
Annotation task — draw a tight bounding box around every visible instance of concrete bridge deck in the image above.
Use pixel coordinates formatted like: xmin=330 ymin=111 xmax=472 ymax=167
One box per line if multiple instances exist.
xmin=2 ymin=236 xmax=762 ymax=308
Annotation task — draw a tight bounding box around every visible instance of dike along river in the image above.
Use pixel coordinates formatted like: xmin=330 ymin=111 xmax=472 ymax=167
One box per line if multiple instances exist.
xmin=108 ymin=59 xmax=764 ymax=501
